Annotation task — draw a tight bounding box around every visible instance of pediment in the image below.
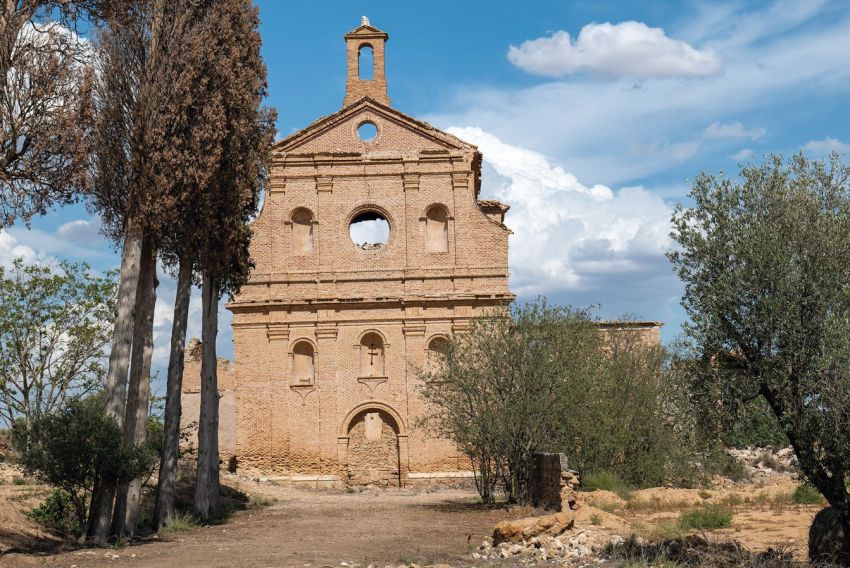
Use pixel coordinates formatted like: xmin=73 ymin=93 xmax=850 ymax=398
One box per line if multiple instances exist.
xmin=275 ymin=98 xmax=477 ymax=155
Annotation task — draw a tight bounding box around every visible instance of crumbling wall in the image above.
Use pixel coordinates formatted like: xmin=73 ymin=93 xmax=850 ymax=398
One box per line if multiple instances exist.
xmin=180 ymin=338 xmax=237 ymax=469
xmin=529 ymin=453 xmax=580 ymax=512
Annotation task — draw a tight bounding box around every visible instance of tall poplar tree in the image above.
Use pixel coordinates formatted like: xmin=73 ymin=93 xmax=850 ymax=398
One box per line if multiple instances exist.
xmin=87 ymin=0 xmax=168 ymax=540
xmin=187 ymin=0 xmax=274 ymax=520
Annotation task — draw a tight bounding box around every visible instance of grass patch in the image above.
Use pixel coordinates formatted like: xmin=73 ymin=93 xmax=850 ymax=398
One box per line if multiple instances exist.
xmin=678 ymin=505 xmax=733 ymax=531
xmin=161 ymin=511 xmax=199 ymax=534
xmin=247 ymin=493 xmax=275 ymax=509
xmin=12 ymin=476 xmax=35 ymax=485
xmin=590 ymin=513 xmax=602 ymax=525
xmin=582 ymin=470 xmax=633 ymax=496
xmin=792 ymin=483 xmax=823 ymax=505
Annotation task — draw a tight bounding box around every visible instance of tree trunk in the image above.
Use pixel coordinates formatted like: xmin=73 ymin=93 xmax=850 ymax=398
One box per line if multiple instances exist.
xmin=89 ymin=218 xmax=144 ymax=543
xmin=194 ymin=269 xmax=220 ymax=520
xmin=154 ymin=254 xmax=192 ymax=530
xmin=112 ymin=234 xmax=157 ymax=538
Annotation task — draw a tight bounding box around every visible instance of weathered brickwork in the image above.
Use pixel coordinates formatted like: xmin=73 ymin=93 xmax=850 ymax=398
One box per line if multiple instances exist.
xmin=179 ymin=19 xmax=664 ymax=488
xmin=224 ymin=19 xmax=512 ymax=486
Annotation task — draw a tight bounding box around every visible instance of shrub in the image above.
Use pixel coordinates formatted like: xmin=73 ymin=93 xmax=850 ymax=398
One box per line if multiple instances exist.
xmin=12 ymin=395 xmax=156 ymax=538
xmin=678 ymin=505 xmax=734 ymax=531
xmin=29 ymin=489 xmax=79 ymax=535
xmin=582 ymin=471 xmax=632 ymax=495
xmin=419 ymin=299 xmax=709 ymax=504
xmin=793 ymin=484 xmax=824 ymax=505
xmin=160 ymin=511 xmax=199 ymax=534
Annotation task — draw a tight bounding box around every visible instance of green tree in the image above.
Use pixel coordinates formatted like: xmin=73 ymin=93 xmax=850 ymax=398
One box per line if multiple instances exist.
xmin=185 ymin=0 xmax=275 ymax=521
xmin=0 ymin=258 xmax=116 ymax=431
xmin=11 ymin=395 xmax=156 ymax=542
xmin=419 ymin=300 xmax=602 ymax=503
xmin=669 ymin=153 xmax=850 ymax=563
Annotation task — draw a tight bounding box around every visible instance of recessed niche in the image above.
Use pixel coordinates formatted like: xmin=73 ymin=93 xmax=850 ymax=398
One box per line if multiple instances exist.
xmin=349 ymin=210 xmax=390 ymax=249
xmin=357 ymin=121 xmax=378 ymax=142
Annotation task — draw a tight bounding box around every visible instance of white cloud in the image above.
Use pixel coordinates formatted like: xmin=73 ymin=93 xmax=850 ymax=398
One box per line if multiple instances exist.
xmin=448 ymin=127 xmax=675 ymax=305
xmin=56 ymin=219 xmax=101 ymax=243
xmin=804 ymin=137 xmax=850 ymax=154
xmin=431 ymin=2 xmax=850 ymax=187
xmin=733 ymin=148 xmax=754 ymax=160
xmin=508 ymin=21 xmax=721 ymax=78
xmin=702 ymin=122 xmax=766 ymax=141
xmin=0 ymin=229 xmax=39 ymax=267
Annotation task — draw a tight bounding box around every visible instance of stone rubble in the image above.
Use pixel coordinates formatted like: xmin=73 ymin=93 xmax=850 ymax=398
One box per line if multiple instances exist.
xmin=727 ymin=446 xmax=798 ymax=481
xmin=474 ymin=529 xmax=625 ymax=563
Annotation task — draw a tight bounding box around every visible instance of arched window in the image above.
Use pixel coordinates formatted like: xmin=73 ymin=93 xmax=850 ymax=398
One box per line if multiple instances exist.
xmin=291 ymin=209 xmax=314 ymax=256
xmin=360 ymin=332 xmax=385 ymax=377
xmin=425 ymin=205 xmax=449 ymax=253
xmin=358 ymin=45 xmax=374 ymax=80
xmin=427 ymin=336 xmax=449 ymax=375
xmin=292 ymin=341 xmax=315 ymax=384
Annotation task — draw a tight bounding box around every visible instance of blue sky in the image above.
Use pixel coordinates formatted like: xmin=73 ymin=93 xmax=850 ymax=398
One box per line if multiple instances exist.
xmin=3 ymin=0 xmax=850 ymax=378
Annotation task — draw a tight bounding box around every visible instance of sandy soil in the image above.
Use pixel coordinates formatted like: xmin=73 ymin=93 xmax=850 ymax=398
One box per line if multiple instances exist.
xmin=1 ymin=480 xmax=518 ymax=568
xmin=0 ymin=474 xmax=825 ymax=567
xmin=581 ymin=478 xmax=822 ymax=560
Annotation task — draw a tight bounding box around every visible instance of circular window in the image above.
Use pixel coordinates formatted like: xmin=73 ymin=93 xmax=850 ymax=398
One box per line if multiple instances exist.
xmin=349 ymin=210 xmax=390 ymax=249
xmin=357 ymin=121 xmax=378 ymax=142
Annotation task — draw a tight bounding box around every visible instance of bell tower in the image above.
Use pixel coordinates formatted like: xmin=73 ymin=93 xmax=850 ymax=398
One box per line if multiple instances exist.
xmin=343 ymin=16 xmax=390 ymax=107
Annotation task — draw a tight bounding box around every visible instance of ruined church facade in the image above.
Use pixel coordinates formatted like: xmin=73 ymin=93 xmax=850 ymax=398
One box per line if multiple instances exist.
xmin=224 ymin=20 xmax=513 ymax=486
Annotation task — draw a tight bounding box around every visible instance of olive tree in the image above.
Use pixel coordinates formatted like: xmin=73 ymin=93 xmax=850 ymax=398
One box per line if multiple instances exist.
xmin=669 ymin=153 xmax=850 ymax=563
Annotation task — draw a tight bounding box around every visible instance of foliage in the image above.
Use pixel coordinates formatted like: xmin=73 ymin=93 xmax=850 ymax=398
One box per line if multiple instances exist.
xmin=667 ymin=342 xmax=788 ymax=449
xmin=793 ymin=484 xmax=824 ymax=505
xmin=582 ymin=471 xmax=632 ymax=495
xmin=419 ymin=298 xmax=706 ymax=503
xmin=0 ymin=258 xmax=117 ymax=430
xmin=568 ymin=333 xmax=702 ymax=489
xmin=0 ymin=1 xmax=106 ymax=226
xmin=29 ymin=489 xmax=79 ymax=535
xmin=11 ymin=395 xmax=157 ymax=536
xmin=419 ymin=300 xmax=600 ymax=503
xmin=678 ymin=505 xmax=734 ymax=531
xmin=669 ymin=153 xmax=850 ymax=561
xmin=159 ymin=511 xmax=199 ymax=534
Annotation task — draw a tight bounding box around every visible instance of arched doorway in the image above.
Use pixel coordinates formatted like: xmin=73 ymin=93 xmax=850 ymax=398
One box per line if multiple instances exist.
xmin=343 ymin=407 xmax=402 ymax=487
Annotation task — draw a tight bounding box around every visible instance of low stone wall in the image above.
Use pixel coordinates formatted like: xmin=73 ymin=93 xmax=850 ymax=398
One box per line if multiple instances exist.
xmin=529 ymin=453 xmax=580 ymax=511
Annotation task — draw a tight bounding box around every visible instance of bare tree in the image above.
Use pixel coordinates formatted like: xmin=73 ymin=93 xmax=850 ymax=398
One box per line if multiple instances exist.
xmin=0 ymin=0 xmax=117 ymax=226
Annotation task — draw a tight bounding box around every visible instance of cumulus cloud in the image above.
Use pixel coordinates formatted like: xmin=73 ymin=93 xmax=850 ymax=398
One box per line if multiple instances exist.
xmin=56 ymin=219 xmax=101 ymax=243
xmin=804 ymin=137 xmax=850 ymax=154
xmin=0 ymin=229 xmax=40 ymax=267
xmin=508 ymin=21 xmax=722 ymax=78
xmin=448 ymin=127 xmax=676 ymax=313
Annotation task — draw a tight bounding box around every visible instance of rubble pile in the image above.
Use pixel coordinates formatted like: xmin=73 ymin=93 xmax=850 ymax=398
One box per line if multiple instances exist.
xmin=473 ymin=530 xmax=625 ymax=562
xmin=727 ymin=446 xmax=798 ymax=481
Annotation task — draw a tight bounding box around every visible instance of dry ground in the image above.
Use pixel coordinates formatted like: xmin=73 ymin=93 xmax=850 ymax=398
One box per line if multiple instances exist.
xmin=0 ymin=473 xmax=825 ymax=568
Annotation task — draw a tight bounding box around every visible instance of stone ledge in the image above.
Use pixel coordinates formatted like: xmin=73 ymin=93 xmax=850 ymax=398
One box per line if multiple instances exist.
xmin=407 ymin=471 xmax=476 ymax=479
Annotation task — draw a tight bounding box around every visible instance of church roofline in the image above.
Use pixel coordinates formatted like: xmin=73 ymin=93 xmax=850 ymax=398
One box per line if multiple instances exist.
xmin=274 ymin=96 xmax=478 ymax=154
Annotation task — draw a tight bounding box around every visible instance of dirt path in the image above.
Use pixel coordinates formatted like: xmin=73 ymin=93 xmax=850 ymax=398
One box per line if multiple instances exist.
xmin=1 ymin=485 xmax=517 ymax=568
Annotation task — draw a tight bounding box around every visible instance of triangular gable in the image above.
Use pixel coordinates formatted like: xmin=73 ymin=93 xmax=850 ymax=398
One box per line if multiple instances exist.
xmin=345 ymin=24 xmax=386 ymax=36
xmin=275 ymin=97 xmax=477 ymax=154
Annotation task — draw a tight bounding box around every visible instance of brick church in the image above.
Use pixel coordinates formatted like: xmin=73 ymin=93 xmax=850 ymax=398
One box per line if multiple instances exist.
xmin=205 ymin=18 xmax=514 ymax=487
xmin=179 ymin=18 xmax=664 ymax=487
